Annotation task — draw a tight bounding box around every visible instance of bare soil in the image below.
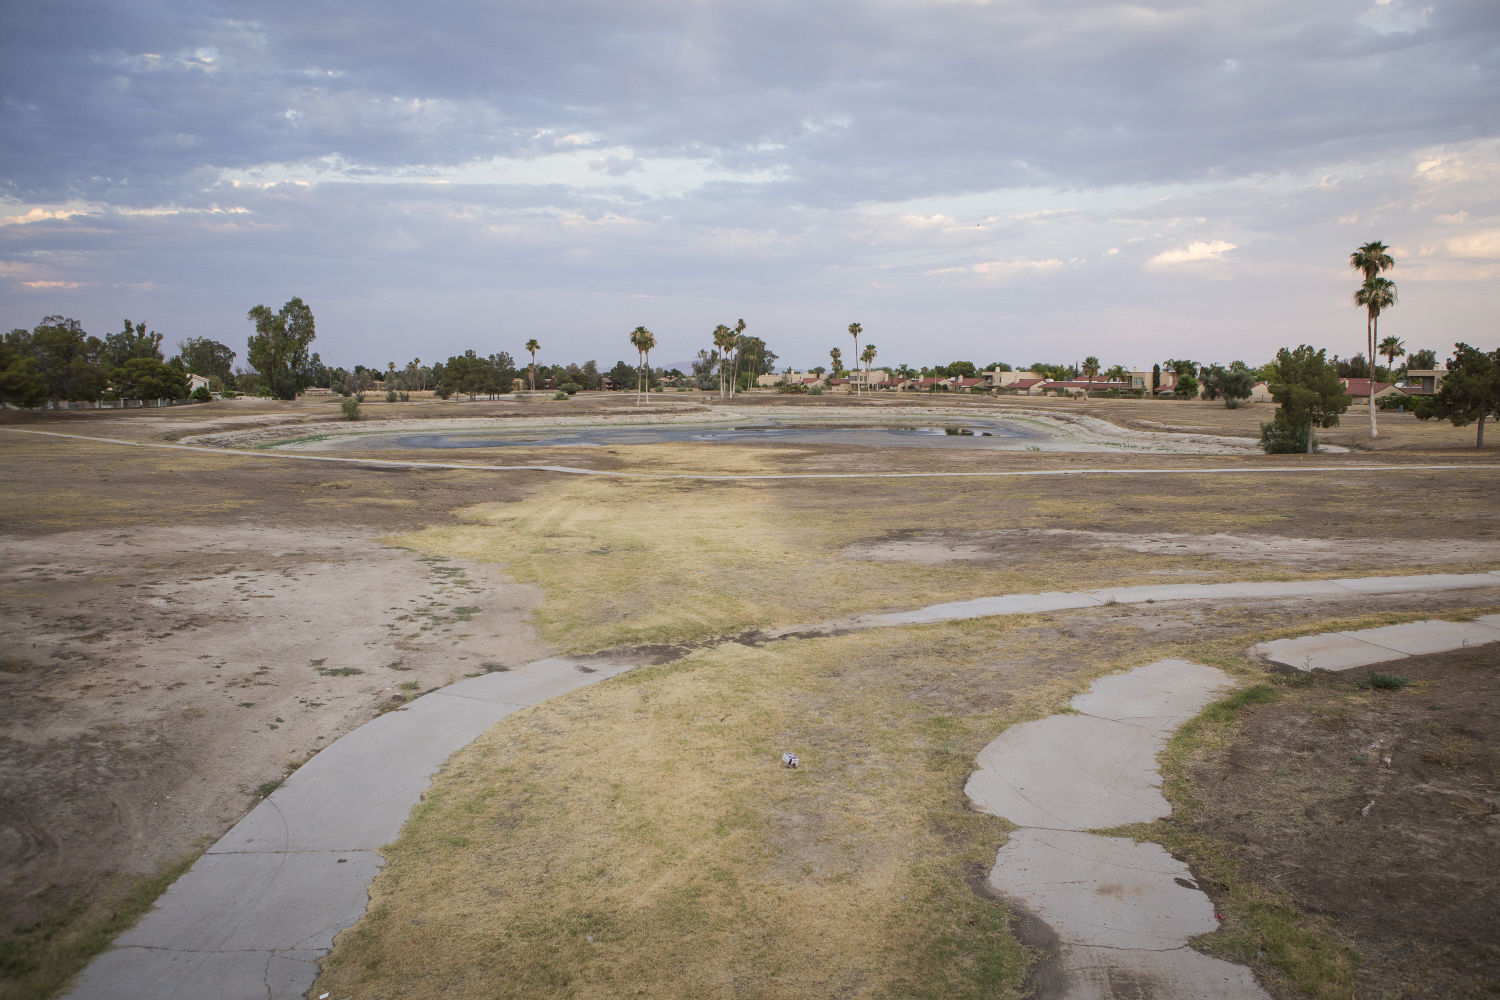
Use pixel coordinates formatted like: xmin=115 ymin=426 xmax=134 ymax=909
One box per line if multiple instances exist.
xmin=1180 ymin=649 xmax=1500 ymax=998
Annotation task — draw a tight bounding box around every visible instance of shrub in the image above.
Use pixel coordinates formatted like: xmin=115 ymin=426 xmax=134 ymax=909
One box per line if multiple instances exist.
xmin=341 ymin=397 xmax=361 ymax=421
xmin=385 ymin=388 xmax=397 ymax=402
xmin=1359 ymin=671 xmax=1412 ymax=691
xmin=777 ymin=383 xmax=809 ymax=394
xmin=1225 ymin=398 xmax=1243 ymax=409
xmin=553 ymin=390 xmax=569 ymax=400
xmin=190 ymin=385 xmax=212 ymax=403
xmin=1260 ymin=418 xmax=1309 ymax=454
xmin=558 ymin=382 xmax=581 ymax=395
xmin=809 ymin=385 xmax=824 ymax=396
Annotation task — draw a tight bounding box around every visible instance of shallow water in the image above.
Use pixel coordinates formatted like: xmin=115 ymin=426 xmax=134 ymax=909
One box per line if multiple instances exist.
xmin=363 ymin=421 xmax=1063 ymax=451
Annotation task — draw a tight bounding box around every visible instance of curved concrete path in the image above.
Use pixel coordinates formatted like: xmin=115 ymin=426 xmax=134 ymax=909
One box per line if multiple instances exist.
xmin=7 ymin=427 xmax=1500 ymax=481
xmin=966 ymin=660 xmax=1272 ymax=999
xmin=61 ymin=566 xmax=1500 ymax=999
xmin=63 ymin=657 xmax=636 ymax=1000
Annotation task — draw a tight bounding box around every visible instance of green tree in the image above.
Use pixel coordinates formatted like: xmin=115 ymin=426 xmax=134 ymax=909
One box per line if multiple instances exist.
xmin=1261 ymin=345 xmax=1351 ymax=454
xmin=629 ymin=326 xmax=656 ymax=404
xmin=110 ymin=357 xmax=189 ymax=401
xmin=246 ymin=298 xmax=317 ymax=400
xmin=1081 ymin=356 xmax=1100 ymax=397
xmin=103 ymin=320 xmax=164 ymax=369
xmin=524 ymin=339 xmax=540 ymax=393
xmin=1408 ymin=348 xmax=1437 ymax=371
xmin=1414 ymin=343 xmax=1500 ymax=447
xmin=729 ymin=319 xmax=746 ymax=398
xmin=829 ymin=346 xmax=843 ymax=378
xmin=0 ymin=332 xmax=47 ymax=408
xmin=28 ymin=316 xmax=108 ymax=403
xmin=847 ymin=322 xmax=862 ymax=395
xmin=861 ymin=343 xmax=877 ymax=389
xmin=1350 ymin=242 xmax=1395 ymax=436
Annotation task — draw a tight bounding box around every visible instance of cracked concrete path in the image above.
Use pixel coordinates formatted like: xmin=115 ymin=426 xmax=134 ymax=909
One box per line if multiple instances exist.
xmin=1255 ymin=614 xmax=1500 ymax=671
xmin=63 ymin=657 xmax=636 ymax=1000
xmin=967 ymin=659 xmax=1271 ymax=999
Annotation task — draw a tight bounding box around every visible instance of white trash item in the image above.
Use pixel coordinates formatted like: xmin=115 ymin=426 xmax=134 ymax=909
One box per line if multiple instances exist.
xmin=782 ymin=752 xmax=800 ymax=768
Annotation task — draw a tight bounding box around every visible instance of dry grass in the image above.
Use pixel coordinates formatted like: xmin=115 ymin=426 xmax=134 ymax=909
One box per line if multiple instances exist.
xmin=313 ymin=618 xmax=1147 ymax=1000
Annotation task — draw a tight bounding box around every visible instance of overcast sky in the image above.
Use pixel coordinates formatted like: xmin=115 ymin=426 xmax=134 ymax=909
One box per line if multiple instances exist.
xmin=2 ymin=0 xmax=1496 ymax=373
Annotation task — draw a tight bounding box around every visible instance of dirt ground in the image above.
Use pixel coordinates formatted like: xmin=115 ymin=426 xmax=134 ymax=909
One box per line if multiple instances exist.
xmin=1 ymin=393 xmax=1497 ymax=998
xmin=1180 ymin=648 xmax=1500 ymax=998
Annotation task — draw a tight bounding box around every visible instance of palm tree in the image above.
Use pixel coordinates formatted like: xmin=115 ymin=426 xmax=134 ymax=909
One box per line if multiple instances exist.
xmin=1350 ymin=242 xmax=1394 ymax=436
xmin=1081 ymin=356 xmax=1100 ymax=398
xmin=712 ymin=324 xmax=737 ymax=399
xmin=730 ymin=319 xmax=746 ymax=398
xmin=1355 ymin=275 xmax=1397 ymax=408
xmin=524 ymin=338 xmax=540 ymax=393
xmin=847 ymin=322 xmax=862 ymax=395
xmin=1379 ymin=335 xmax=1405 ymax=377
xmin=629 ymin=326 xmax=655 ymax=405
xmin=829 ymin=346 xmax=843 ymax=379
xmin=861 ymin=343 xmax=877 ymax=389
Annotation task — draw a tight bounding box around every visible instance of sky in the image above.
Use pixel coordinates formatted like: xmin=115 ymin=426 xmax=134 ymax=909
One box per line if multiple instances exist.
xmin=2 ymin=0 xmax=1497 ymax=374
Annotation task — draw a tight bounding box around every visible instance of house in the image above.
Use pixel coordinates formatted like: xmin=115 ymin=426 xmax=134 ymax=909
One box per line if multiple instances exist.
xmin=1340 ymin=378 xmax=1402 ymax=402
xmin=1248 ymin=381 xmax=1274 ymax=403
xmin=986 ymin=369 xmax=1043 ymax=387
xmin=1404 ymin=368 xmax=1447 ymax=396
xmin=849 ymin=369 xmax=890 ymax=388
xmin=185 ymin=373 xmax=212 ymax=395
xmin=1040 ymin=379 xmax=1132 ymax=396
xmin=954 ymin=377 xmax=990 ymax=392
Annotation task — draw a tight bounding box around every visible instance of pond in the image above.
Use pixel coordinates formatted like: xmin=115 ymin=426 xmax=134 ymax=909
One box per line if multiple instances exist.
xmin=332 ymin=420 xmax=1082 ymax=452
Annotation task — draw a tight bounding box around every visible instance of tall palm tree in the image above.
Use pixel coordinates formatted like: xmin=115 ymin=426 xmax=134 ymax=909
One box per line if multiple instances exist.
xmin=1082 ymin=356 xmax=1100 ymax=399
xmin=829 ymin=346 xmax=843 ymax=378
xmin=712 ymin=324 xmax=737 ymax=399
xmin=1355 ymin=276 xmax=1397 ymax=425
xmin=847 ymin=322 xmax=862 ymax=395
xmin=861 ymin=343 xmax=877 ymax=389
xmin=525 ymin=340 xmax=543 ymax=395
xmin=1378 ymin=335 xmax=1405 ymax=376
xmin=629 ymin=326 xmax=655 ymax=405
xmin=1350 ymin=242 xmax=1394 ymax=436
xmin=730 ymin=319 xmax=746 ymax=398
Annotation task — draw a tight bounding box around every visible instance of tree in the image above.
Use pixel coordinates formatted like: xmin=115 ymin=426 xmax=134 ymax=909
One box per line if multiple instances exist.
xmin=103 ymin=320 xmax=164 ymax=369
xmin=1350 ymin=242 xmax=1395 ymax=436
xmin=1081 ymin=356 xmax=1100 ymax=398
xmin=524 ymin=339 xmax=540 ymax=393
xmin=1378 ymin=335 xmax=1405 ymax=376
xmin=829 ymin=346 xmax=843 ymax=378
xmin=1414 ymin=343 xmax=1500 ymax=447
xmin=847 ymin=322 xmax=862 ymax=395
xmin=1105 ymin=363 xmax=1128 ymax=383
xmin=246 ymin=298 xmax=317 ymax=400
xmin=861 ymin=343 xmax=877 ymax=388
xmin=629 ymin=326 xmax=656 ymax=404
xmin=1151 ymin=363 xmax=1161 ymax=392
xmin=713 ymin=324 xmax=737 ymax=398
xmin=730 ymin=319 xmax=746 ymax=398
xmin=1202 ymin=364 xmax=1256 ymax=407
xmin=28 ymin=316 xmax=108 ymax=403
xmin=110 ymin=357 xmax=188 ymax=401
xmin=1408 ymin=348 xmax=1437 ymax=371
xmin=1261 ymin=345 xmax=1351 ymax=453
xmin=0 ymin=332 xmax=47 ymax=408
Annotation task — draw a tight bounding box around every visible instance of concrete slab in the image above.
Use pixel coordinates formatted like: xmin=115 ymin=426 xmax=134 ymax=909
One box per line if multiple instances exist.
xmin=990 ymin=829 xmax=1217 ymax=950
xmin=1060 ymin=944 xmax=1272 ymax=1000
xmin=1255 ymin=632 xmax=1407 ymax=672
xmin=966 ymin=660 xmax=1235 ymax=829
xmin=1481 ymin=614 xmax=1500 ymax=628
xmin=965 ymin=713 xmax=1172 ymax=829
xmin=1344 ymin=619 xmax=1500 ymax=655
xmin=1089 ymin=579 xmax=1350 ymax=605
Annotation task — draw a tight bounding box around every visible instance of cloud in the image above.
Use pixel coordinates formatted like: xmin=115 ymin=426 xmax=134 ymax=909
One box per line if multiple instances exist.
xmin=1446 ymin=230 xmax=1500 ymax=259
xmin=1148 ymin=240 xmax=1238 ymax=266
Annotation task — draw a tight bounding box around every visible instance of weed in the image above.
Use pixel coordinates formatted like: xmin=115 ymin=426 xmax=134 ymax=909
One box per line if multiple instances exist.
xmin=317 ymin=666 xmax=364 ymax=677
xmin=1357 ymin=672 xmax=1411 ymax=691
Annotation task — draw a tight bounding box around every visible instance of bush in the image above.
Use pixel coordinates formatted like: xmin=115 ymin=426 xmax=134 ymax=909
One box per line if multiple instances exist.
xmin=190 ymin=385 xmax=212 ymax=403
xmin=777 ymin=383 xmax=809 ymax=394
xmin=385 ymin=388 xmax=397 ymax=402
xmin=809 ymin=385 xmax=824 ymax=396
xmin=1225 ymin=398 xmax=1243 ymax=409
xmin=341 ymin=397 xmax=361 ymax=421
xmin=1260 ymin=418 xmax=1309 ymax=454
xmin=1358 ymin=672 xmax=1412 ymax=691
xmin=558 ymin=382 xmax=581 ymax=395
xmin=553 ymin=390 xmax=569 ymax=400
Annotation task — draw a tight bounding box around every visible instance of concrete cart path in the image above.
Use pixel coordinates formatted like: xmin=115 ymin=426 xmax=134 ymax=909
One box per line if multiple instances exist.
xmin=63 ymin=571 xmax=1500 ymax=999
xmin=1255 ymin=614 xmax=1500 ymax=671
xmin=63 ymin=657 xmax=636 ymax=1000
xmin=967 ymin=660 xmax=1272 ymax=999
